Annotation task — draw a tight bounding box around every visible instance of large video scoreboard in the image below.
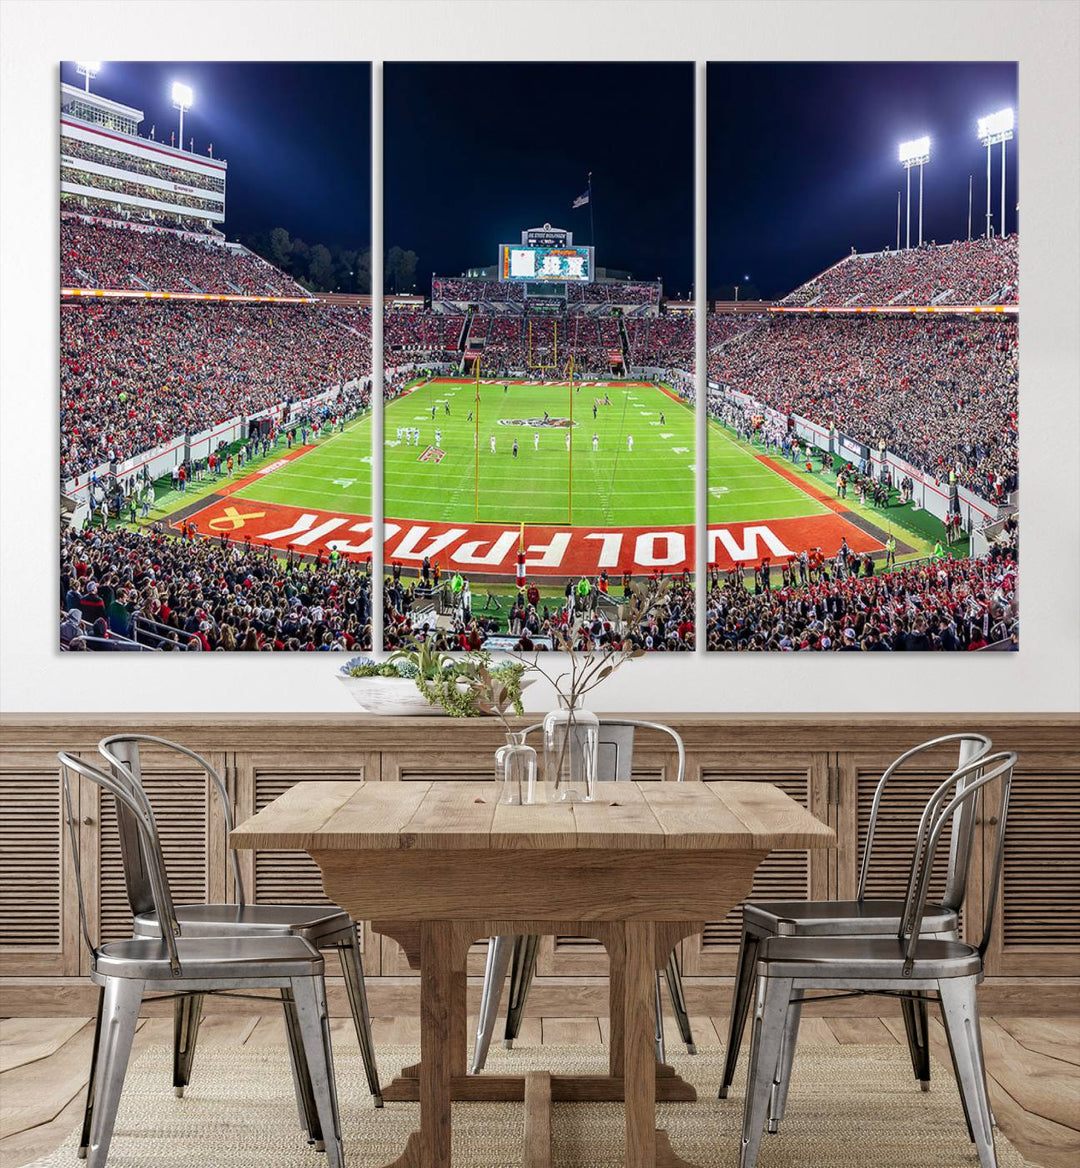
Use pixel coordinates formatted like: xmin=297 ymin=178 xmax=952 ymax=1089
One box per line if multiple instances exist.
xmin=498 ymin=244 xmax=594 ymax=283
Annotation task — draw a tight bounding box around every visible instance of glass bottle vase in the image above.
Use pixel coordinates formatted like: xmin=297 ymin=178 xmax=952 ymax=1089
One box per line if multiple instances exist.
xmin=494 ymin=731 xmax=537 ymax=805
xmin=543 ymin=696 xmax=599 ymax=803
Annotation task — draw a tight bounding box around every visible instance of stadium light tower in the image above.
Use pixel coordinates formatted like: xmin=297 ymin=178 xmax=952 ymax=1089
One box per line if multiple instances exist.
xmin=898 ymin=136 xmax=930 ymax=249
xmin=75 ymin=61 xmax=101 ymax=92
xmin=172 ymin=81 xmax=194 ymax=152
xmin=978 ymin=108 xmax=1014 ymax=239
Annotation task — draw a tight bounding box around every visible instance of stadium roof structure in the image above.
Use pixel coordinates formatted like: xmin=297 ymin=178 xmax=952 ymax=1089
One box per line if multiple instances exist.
xmin=61 ymin=82 xmax=144 ymax=137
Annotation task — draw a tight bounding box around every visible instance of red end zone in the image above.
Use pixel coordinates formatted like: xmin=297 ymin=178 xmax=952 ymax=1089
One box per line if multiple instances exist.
xmin=172 ymin=497 xmax=881 ymax=576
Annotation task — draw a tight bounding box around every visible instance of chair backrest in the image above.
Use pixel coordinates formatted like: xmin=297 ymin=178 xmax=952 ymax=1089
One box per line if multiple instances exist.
xmin=858 ymin=733 xmax=992 ymax=909
xmin=57 ymin=751 xmax=183 ymax=975
xmin=898 ymin=750 xmax=1017 ymax=969
xmin=98 ymin=735 xmax=245 ymax=911
xmin=522 ymin=718 xmax=685 ymax=782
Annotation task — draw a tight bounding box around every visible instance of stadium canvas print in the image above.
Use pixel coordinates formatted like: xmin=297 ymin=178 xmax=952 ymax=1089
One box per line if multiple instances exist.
xmin=704 ymin=62 xmax=1019 ymax=652
xmin=59 ymin=62 xmax=375 ymax=651
xmin=383 ymin=62 xmax=696 ymax=651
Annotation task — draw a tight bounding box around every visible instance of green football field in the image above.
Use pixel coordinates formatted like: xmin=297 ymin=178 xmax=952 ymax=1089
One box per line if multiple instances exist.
xmin=706 ymin=421 xmax=829 ymax=525
xmin=204 ymin=378 xmax=932 ymax=559
xmin=224 ymin=379 xmax=846 ymax=528
xmin=386 ymin=379 xmax=697 ymax=526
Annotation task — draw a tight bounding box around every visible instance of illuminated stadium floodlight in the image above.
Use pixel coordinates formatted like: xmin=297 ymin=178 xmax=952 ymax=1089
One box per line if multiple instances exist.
xmin=75 ymin=61 xmax=101 ymax=92
xmin=898 ymin=136 xmax=931 ymax=250
xmin=978 ymin=108 xmax=1015 ymax=239
xmin=172 ymin=81 xmax=194 ymax=151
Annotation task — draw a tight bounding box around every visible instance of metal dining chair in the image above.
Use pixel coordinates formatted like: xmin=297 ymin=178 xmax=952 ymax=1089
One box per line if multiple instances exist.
xmin=471 ymin=719 xmax=694 ymax=1073
xmin=738 ymin=750 xmax=1016 ymax=1168
xmin=719 ymin=732 xmax=992 ymax=1101
xmin=58 ymin=752 xmax=345 ymax=1168
xmin=83 ymin=733 xmax=380 ymax=1146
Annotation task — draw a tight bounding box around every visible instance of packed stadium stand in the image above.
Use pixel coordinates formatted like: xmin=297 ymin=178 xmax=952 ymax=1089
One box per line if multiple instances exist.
xmin=705 ymin=535 xmax=1017 ymax=652
xmin=61 ymin=301 xmax=371 ymax=478
xmin=779 ymin=235 xmax=1018 ymax=307
xmin=707 ymin=313 xmax=1017 ymax=496
xmin=61 ymin=527 xmax=373 ymax=652
xmin=61 ymin=215 xmax=312 ymax=296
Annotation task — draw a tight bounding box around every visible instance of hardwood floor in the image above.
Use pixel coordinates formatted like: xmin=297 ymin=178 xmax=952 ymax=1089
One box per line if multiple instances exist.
xmin=2 ymin=1013 xmax=1077 ymax=1168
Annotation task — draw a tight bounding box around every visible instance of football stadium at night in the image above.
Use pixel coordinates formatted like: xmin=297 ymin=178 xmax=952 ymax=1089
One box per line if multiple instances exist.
xmin=59 ymin=60 xmax=1017 ymax=653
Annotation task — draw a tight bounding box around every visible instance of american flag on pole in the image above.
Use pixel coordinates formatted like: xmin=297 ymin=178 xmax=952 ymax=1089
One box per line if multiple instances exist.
xmin=572 ymin=191 xmax=589 ymax=209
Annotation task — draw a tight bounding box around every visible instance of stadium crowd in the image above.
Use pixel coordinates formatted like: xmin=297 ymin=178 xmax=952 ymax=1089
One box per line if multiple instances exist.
xmin=705 ymin=532 xmax=1018 ymax=651
xmin=60 ymin=526 xmax=373 ymax=651
xmin=384 ymin=572 xmax=696 ymax=652
xmin=381 ymin=307 xmax=697 ymax=377
xmin=61 ymin=216 xmax=309 ymax=295
xmin=61 ymin=301 xmax=371 ymax=477
xmin=708 ymin=314 xmax=1018 ymax=496
xmin=780 ymin=235 xmax=1018 ymax=307
xmin=431 ymin=277 xmax=661 ymax=307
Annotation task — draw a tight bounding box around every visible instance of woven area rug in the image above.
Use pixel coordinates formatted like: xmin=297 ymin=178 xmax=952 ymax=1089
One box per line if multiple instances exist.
xmin=29 ymin=1042 xmax=1029 ymax=1167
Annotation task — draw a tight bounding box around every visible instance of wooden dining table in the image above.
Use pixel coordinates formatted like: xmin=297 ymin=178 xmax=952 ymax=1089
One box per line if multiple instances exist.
xmin=230 ymin=778 xmax=835 ymax=1168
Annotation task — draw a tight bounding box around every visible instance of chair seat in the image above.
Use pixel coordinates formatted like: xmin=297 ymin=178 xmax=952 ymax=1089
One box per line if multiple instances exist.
xmin=745 ymin=898 xmax=957 ymax=937
xmin=133 ymin=903 xmax=351 ymax=941
xmin=758 ymin=935 xmax=982 ymax=980
xmin=94 ymin=935 xmax=324 ymax=980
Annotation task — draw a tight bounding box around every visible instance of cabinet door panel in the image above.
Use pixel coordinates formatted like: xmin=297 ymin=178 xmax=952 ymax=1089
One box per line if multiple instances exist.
xmin=0 ymin=754 xmax=79 ymax=976
xmin=983 ymin=755 xmax=1080 ymax=977
xmin=680 ymin=753 xmax=828 ymax=976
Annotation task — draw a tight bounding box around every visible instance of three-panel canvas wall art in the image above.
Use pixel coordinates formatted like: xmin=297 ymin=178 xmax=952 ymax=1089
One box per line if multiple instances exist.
xmin=59 ymin=60 xmax=1018 ymax=653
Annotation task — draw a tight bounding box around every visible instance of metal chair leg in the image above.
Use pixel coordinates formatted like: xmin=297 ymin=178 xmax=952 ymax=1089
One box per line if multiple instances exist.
xmin=654 ymin=973 xmax=666 ymax=1063
xmin=472 ymin=935 xmax=514 ymax=1073
xmin=291 ymin=976 xmax=345 ymax=1168
xmin=503 ymin=934 xmax=540 ymax=1049
xmin=720 ymin=928 xmax=761 ymax=1098
xmin=338 ymin=925 xmax=383 ymax=1105
xmin=85 ymin=977 xmax=143 ymax=1168
xmin=739 ymin=975 xmax=794 ymax=1168
xmin=171 ymin=992 xmax=203 ymax=1097
xmin=767 ymin=990 xmax=803 ymax=1133
xmin=77 ymin=985 xmax=106 ymax=1159
xmin=664 ymin=949 xmax=696 ymax=1054
xmin=938 ymin=978 xmax=997 ymax=1168
xmin=900 ymin=989 xmax=932 ymax=1091
xmin=282 ymin=986 xmax=321 ymax=1146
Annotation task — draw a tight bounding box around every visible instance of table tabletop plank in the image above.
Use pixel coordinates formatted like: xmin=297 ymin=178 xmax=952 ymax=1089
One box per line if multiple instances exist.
xmin=401 ymin=783 xmax=498 ymax=849
xmin=490 ymin=799 xmax=578 ymax=849
xmin=639 ymin=782 xmax=755 ymax=850
xmin=706 ymin=780 xmax=831 ymax=848
xmin=571 ymin=783 xmax=666 ymax=850
xmin=231 ymin=779 xmax=835 ymax=854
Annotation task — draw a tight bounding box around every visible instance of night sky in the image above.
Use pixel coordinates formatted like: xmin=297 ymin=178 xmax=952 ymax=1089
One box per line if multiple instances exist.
xmin=708 ymin=62 xmax=1019 ymax=300
xmin=61 ymin=61 xmax=371 ymax=251
xmin=61 ymin=61 xmax=1019 ymax=303
xmin=385 ymin=63 xmax=694 ymax=296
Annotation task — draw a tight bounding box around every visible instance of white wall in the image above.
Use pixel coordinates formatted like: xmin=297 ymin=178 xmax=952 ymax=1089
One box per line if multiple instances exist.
xmin=2 ymin=1 xmax=1077 ymax=713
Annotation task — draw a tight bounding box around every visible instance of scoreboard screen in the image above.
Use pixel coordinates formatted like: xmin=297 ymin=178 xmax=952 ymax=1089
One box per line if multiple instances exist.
xmin=499 ymin=244 xmax=593 ymax=283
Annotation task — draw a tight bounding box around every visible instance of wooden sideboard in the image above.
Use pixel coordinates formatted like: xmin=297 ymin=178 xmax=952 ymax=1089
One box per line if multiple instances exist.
xmin=2 ymin=712 xmax=1077 ymax=1016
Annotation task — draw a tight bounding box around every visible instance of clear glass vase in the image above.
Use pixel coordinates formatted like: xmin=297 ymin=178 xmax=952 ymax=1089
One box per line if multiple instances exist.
xmin=494 ymin=730 xmax=537 ymax=805
xmin=543 ymin=696 xmax=599 ymax=803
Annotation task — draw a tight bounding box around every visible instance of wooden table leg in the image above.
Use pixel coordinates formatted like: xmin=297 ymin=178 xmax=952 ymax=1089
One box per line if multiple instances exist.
xmin=624 ymin=920 xmax=705 ymax=1168
xmin=380 ymin=919 xmax=468 ymax=1168
xmin=624 ymin=920 xmax=657 ymax=1167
